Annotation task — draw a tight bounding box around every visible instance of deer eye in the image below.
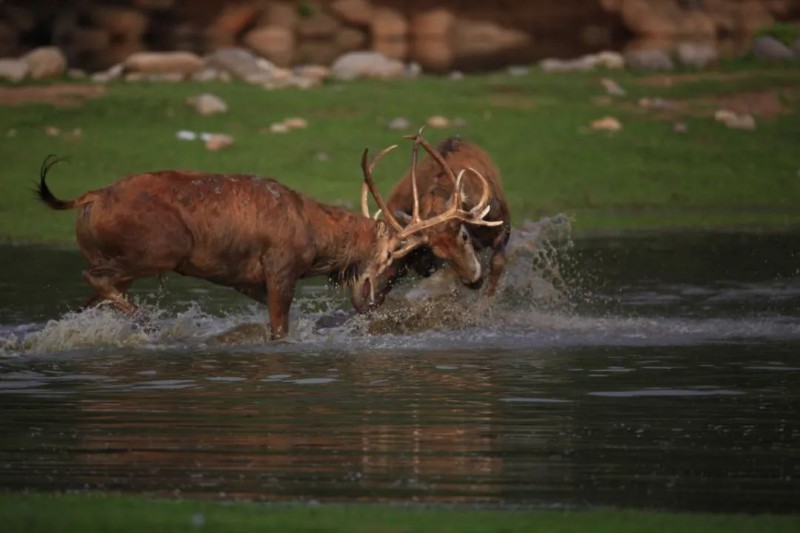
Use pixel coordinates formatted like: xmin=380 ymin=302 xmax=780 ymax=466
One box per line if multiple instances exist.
xmin=460 ymin=228 xmax=470 ymax=243
xmin=386 ymin=251 xmax=392 ymax=261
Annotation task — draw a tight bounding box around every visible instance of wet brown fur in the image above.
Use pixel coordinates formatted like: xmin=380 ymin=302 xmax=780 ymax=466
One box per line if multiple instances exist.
xmin=37 ymin=159 xmax=389 ymax=340
xmin=382 ymin=138 xmax=511 ymax=300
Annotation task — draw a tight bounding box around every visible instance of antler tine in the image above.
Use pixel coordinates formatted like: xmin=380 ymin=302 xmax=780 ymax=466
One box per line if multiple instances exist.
xmin=466 ymin=166 xmax=492 ymax=216
xmin=409 ymin=136 xmax=421 ymax=224
xmin=360 ymin=145 xmax=404 ymax=233
xmin=405 ymin=131 xmax=458 ymax=186
xmin=360 ymin=182 xmax=370 ymax=217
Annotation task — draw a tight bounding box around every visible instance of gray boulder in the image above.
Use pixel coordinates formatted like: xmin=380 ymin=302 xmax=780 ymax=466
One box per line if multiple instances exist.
xmin=676 ymin=41 xmax=718 ymax=69
xmin=624 ymin=48 xmax=674 ymax=71
xmin=206 ymin=47 xmax=276 ymax=84
xmin=0 ymin=58 xmax=29 ymax=82
xmin=751 ymin=35 xmax=794 ymax=61
xmin=330 ymin=51 xmax=405 ymax=81
xmin=23 ymin=46 xmax=67 ymax=79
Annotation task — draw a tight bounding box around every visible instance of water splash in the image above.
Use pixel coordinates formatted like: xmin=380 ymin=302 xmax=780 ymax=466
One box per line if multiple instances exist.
xmin=3 ymin=215 xmax=799 ymax=356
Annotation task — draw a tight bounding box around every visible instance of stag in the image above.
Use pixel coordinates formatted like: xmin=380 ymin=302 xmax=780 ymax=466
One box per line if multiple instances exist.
xmin=364 ymin=133 xmax=511 ymax=305
xmin=35 ymin=148 xmax=497 ymax=339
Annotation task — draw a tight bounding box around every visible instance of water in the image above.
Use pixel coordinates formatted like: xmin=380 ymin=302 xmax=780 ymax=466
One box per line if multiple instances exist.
xmin=1 ymin=226 xmax=799 ymax=513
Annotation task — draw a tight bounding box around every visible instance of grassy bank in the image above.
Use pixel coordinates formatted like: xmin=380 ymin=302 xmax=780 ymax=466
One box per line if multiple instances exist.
xmin=1 ymin=61 xmax=799 ymax=244
xmin=1 ymin=493 xmax=798 ymax=533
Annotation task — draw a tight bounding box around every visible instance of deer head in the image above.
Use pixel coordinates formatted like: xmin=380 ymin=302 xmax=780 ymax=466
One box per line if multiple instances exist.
xmin=352 ymin=135 xmax=503 ymax=310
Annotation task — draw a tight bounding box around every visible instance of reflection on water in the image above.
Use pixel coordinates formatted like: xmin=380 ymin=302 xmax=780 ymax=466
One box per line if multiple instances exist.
xmin=0 ymin=231 xmax=799 ymax=513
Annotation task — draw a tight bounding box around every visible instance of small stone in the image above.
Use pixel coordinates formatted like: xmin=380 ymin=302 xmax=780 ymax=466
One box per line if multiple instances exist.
xmin=269 ymin=123 xmax=290 ymax=133
xmin=282 ymin=117 xmax=308 ymax=129
xmin=44 ymin=126 xmax=60 ymax=137
xmin=590 ymin=116 xmax=622 ymax=131
xmin=176 ymin=130 xmax=198 ymax=141
xmin=448 ymin=70 xmax=464 ymax=80
xmin=624 ymin=48 xmax=674 ymax=71
xmin=387 ymin=117 xmax=411 ymax=130
xmin=714 ymin=109 xmax=756 ymax=130
xmin=672 ymin=122 xmax=688 ymax=134
xmin=600 ymin=77 xmax=625 ymax=96
xmin=507 ymin=65 xmax=529 ymax=76
xmin=427 ymin=115 xmax=450 ymax=128
xmin=205 ymin=133 xmax=234 ymax=151
xmin=188 ymin=93 xmax=228 ymax=115
xmin=452 ymin=117 xmax=467 ymax=128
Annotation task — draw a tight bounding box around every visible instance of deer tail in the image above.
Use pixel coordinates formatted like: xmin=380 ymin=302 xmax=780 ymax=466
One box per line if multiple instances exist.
xmin=35 ymin=154 xmax=92 ymax=210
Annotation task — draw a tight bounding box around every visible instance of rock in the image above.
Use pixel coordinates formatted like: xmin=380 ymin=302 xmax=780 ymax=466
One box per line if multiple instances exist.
xmin=734 ymin=1 xmax=775 ymax=35
xmin=282 ymin=117 xmax=308 ymax=129
xmin=191 ymin=67 xmax=222 ymax=82
xmin=678 ymin=10 xmax=716 ymax=36
xmin=329 ymin=0 xmax=373 ymax=27
xmin=411 ymin=9 xmax=454 ymax=38
xmin=296 ymin=5 xmax=341 ymax=39
xmin=621 ymin=0 xmax=682 ymax=37
xmin=206 ymin=47 xmax=274 ymax=83
xmin=453 ymin=19 xmax=530 ymax=57
xmin=269 ymin=122 xmax=290 ymax=133
xmin=91 ymin=63 xmax=124 ymax=83
xmin=294 ymin=64 xmax=329 ymax=82
xmin=412 ymin=38 xmax=454 ymax=71
xmin=714 ymin=109 xmax=756 ymax=130
xmin=123 ymin=51 xmax=204 ymax=76
xmin=187 ymin=93 xmax=227 ymax=115
xmin=204 ymin=133 xmax=234 ymax=151
xmin=261 ymin=2 xmax=299 ymax=29
xmin=89 ymin=5 xmax=149 ymax=40
xmin=751 ymin=35 xmax=795 ymax=61
xmin=387 ymin=116 xmax=411 ymax=131
xmin=44 ymin=126 xmax=60 ymax=137
xmin=372 ymin=38 xmax=408 ymax=61
xmin=244 ymin=25 xmax=294 ymax=66
xmin=507 ymin=65 xmax=529 ymax=76
xmin=539 ymin=56 xmax=596 ymax=73
xmin=330 ymin=51 xmax=406 ymax=80
xmin=672 ymin=122 xmax=688 ymax=134
xmin=676 ymin=41 xmax=719 ymax=68
xmin=23 ymin=47 xmax=67 ymax=79
xmin=0 ymin=58 xmax=29 ymax=82
xmin=212 ymin=2 xmax=263 ymax=37
xmin=371 ymin=8 xmax=408 ymax=40
xmin=592 ymin=50 xmax=625 ymax=69
xmin=335 ymin=27 xmax=369 ymax=51
xmin=427 ymin=115 xmax=450 ymax=128
xmin=624 ymin=48 xmax=674 ymax=71
xmin=591 ymin=116 xmax=622 ymax=131
xmin=600 ymin=78 xmax=625 ymax=96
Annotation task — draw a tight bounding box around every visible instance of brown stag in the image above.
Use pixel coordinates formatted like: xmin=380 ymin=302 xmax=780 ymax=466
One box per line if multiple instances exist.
xmin=364 ymin=133 xmax=511 ymax=305
xmin=36 ymin=148 xmax=498 ymax=339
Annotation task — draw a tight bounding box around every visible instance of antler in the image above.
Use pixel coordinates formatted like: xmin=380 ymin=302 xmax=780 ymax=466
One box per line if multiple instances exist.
xmin=404 ymin=129 xmax=458 ymax=186
xmin=392 ymin=132 xmax=503 ymax=241
xmin=360 ymin=144 xmax=404 ymax=233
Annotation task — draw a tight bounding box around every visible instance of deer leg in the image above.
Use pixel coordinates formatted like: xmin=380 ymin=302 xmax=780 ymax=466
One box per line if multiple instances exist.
xmin=81 ymin=268 xmax=137 ymax=315
xmin=264 ymin=274 xmax=296 ymax=341
xmin=485 ymin=228 xmax=511 ymax=297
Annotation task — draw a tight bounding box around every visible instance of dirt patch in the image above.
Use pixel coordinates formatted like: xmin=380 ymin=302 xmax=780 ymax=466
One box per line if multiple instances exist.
xmin=0 ymin=85 xmax=107 ymax=107
xmin=704 ymin=89 xmax=795 ymax=119
xmin=636 ymin=71 xmax=757 ymax=88
xmin=603 ymin=88 xmax=796 ymax=121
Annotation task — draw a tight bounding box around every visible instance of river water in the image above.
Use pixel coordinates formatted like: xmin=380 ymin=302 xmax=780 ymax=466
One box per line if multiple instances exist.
xmin=1 ymin=225 xmax=798 ymax=513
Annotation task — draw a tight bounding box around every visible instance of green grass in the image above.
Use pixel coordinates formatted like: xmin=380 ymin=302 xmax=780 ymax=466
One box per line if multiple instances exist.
xmin=1 ymin=62 xmax=799 ymax=244
xmin=1 ymin=493 xmax=798 ymax=532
